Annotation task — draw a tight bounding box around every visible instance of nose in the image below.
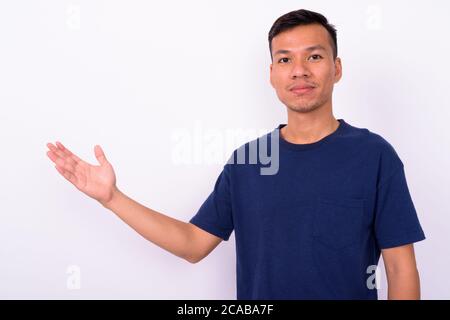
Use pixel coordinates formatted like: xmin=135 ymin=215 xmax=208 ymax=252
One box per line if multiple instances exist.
xmin=290 ymin=59 xmax=311 ymax=79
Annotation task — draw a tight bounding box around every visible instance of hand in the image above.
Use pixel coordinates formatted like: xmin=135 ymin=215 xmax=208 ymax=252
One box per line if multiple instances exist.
xmin=46 ymin=141 xmax=118 ymax=206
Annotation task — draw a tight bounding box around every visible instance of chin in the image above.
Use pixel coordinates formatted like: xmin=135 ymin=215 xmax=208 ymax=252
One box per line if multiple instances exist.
xmin=285 ymin=101 xmax=321 ymax=114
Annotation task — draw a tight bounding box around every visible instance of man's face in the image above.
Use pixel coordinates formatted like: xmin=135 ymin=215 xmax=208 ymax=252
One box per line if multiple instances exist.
xmin=270 ymin=24 xmax=342 ymax=114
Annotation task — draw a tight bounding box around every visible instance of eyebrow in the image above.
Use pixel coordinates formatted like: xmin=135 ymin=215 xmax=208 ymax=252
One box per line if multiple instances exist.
xmin=273 ymin=45 xmax=327 ymax=56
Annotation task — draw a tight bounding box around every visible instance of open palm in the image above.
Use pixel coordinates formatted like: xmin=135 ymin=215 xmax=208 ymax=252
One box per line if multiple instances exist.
xmin=46 ymin=141 xmax=117 ymax=205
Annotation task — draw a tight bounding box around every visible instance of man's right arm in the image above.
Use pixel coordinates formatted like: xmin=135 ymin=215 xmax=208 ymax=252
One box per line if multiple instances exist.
xmin=46 ymin=141 xmax=223 ymax=264
xmin=102 ymin=187 xmax=223 ymax=264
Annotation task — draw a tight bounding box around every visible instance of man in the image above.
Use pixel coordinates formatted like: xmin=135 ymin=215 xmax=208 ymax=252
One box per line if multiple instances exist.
xmin=46 ymin=9 xmax=425 ymax=300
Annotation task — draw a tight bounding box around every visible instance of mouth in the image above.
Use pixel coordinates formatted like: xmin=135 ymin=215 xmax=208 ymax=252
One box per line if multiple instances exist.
xmin=289 ymin=84 xmax=316 ymax=95
xmin=291 ymin=87 xmax=315 ymax=95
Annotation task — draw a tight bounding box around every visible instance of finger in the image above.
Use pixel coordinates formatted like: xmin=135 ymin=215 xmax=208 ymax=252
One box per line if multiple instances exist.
xmin=55 ymin=164 xmax=78 ymax=186
xmin=47 ymin=143 xmax=78 ymax=168
xmin=47 ymin=143 xmax=67 ymax=160
xmin=47 ymin=149 xmax=76 ymax=174
xmin=46 ymin=150 xmax=59 ymax=164
xmin=55 ymin=141 xmax=82 ymax=163
xmin=94 ymin=145 xmax=108 ymax=165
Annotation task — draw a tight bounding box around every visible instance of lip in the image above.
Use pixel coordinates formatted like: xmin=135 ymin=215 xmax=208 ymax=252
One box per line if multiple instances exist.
xmin=290 ymin=84 xmax=316 ymax=95
xmin=290 ymin=87 xmax=315 ymax=94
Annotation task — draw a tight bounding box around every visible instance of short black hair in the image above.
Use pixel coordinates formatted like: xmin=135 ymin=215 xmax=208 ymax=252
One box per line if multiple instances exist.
xmin=268 ymin=9 xmax=337 ymax=61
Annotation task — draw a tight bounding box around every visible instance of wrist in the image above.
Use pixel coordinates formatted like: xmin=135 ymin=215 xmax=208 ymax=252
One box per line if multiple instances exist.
xmin=101 ymin=186 xmax=121 ymax=209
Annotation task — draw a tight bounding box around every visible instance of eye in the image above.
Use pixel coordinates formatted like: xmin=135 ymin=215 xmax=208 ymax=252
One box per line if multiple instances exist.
xmin=308 ymin=54 xmax=323 ymax=61
xmin=278 ymin=57 xmax=290 ymax=64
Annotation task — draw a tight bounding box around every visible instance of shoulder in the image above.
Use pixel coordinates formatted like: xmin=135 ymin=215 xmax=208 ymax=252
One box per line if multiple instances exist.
xmin=344 ymin=121 xmax=405 ymax=186
xmin=344 ymin=121 xmax=402 ymax=161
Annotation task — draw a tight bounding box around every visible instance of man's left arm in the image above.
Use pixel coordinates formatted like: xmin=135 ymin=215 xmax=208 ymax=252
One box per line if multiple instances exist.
xmin=382 ymin=243 xmax=421 ymax=300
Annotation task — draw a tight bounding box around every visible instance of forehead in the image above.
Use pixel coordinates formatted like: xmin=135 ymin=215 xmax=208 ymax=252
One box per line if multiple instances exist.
xmin=271 ymin=24 xmax=333 ymax=53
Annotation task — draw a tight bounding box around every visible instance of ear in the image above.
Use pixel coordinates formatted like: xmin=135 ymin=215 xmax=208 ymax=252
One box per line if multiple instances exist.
xmin=334 ymin=57 xmax=342 ymax=83
xmin=269 ymin=63 xmax=274 ymax=88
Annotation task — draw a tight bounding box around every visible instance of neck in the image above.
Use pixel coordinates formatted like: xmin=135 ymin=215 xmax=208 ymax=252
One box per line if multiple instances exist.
xmin=281 ymin=104 xmax=339 ymax=144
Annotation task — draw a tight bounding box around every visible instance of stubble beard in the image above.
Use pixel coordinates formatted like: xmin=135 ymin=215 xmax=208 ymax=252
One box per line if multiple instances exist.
xmin=285 ymin=94 xmax=328 ymax=114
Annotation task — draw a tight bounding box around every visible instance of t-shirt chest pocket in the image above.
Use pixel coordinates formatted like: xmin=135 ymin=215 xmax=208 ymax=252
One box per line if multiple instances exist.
xmin=312 ymin=196 xmax=366 ymax=249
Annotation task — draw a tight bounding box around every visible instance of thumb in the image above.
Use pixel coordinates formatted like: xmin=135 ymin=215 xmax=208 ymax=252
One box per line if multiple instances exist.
xmin=94 ymin=144 xmax=108 ymax=165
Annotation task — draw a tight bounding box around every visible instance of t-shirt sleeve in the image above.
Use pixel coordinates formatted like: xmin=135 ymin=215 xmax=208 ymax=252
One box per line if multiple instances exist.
xmin=374 ymin=157 xmax=426 ymax=249
xmin=189 ymin=164 xmax=234 ymax=241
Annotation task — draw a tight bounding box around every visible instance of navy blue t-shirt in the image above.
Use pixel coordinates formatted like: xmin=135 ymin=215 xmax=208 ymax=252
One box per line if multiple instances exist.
xmin=189 ymin=119 xmax=425 ymax=300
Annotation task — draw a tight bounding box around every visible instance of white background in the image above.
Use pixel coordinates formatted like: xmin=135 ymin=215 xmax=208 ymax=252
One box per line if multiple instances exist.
xmin=1 ymin=0 xmax=449 ymax=299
